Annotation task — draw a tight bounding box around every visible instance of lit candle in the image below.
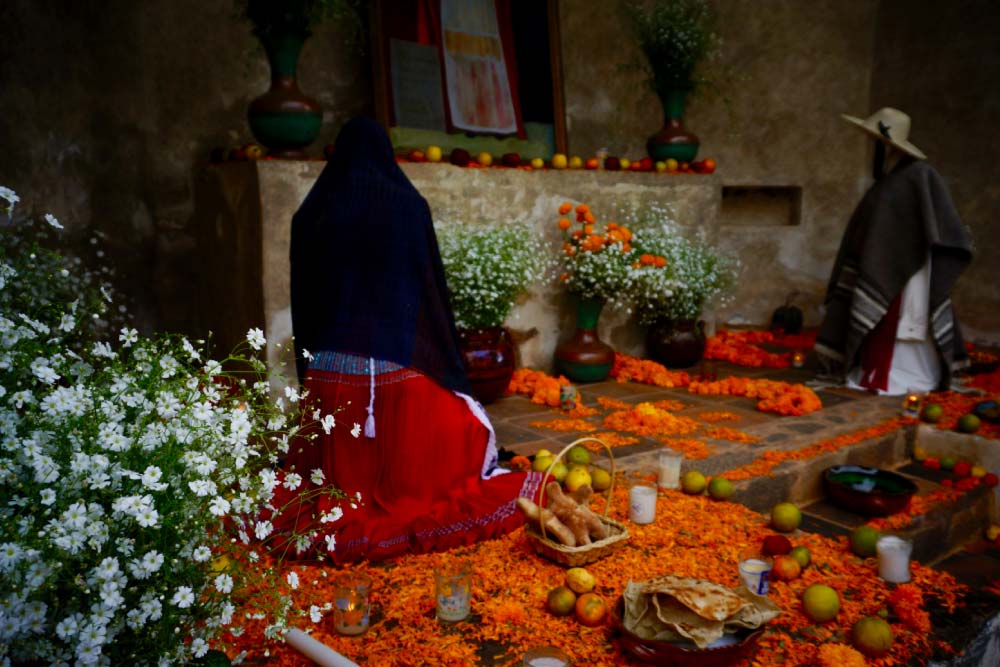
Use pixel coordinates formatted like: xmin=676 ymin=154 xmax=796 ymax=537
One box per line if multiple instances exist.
xmin=332 ymin=574 xmax=371 ymax=636
xmin=435 ymin=561 xmax=472 ymax=622
xmin=791 ymin=350 xmax=806 ymax=368
xmin=877 ymin=536 xmax=913 ymax=583
xmin=629 ymin=483 xmax=657 ymax=524
xmin=559 ymin=384 xmax=578 ymax=412
xmin=902 ymin=389 xmax=923 ymax=417
xmin=657 ymin=450 xmax=683 ymax=490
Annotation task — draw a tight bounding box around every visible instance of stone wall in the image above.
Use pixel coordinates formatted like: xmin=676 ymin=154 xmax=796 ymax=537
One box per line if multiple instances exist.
xmin=194 ymin=161 xmax=720 ymax=378
xmin=1 ymin=0 xmax=998 ymax=344
xmin=869 ymin=0 xmax=1000 ymax=344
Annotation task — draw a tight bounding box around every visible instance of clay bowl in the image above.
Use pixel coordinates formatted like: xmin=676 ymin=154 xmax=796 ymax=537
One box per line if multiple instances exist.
xmin=611 ymin=598 xmax=765 ymax=667
xmin=823 ymin=465 xmax=918 ymax=517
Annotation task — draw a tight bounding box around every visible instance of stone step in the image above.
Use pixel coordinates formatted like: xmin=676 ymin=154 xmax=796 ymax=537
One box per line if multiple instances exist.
xmin=728 ymin=427 xmax=909 ymax=513
xmin=795 ymin=462 xmax=994 ymax=565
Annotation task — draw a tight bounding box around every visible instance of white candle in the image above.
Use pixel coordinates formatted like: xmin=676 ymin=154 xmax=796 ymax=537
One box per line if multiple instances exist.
xmin=738 ymin=557 xmax=772 ymax=596
xmin=791 ymin=350 xmax=806 ymax=368
xmin=877 ymin=536 xmax=913 ymax=583
xmin=629 ymin=484 xmax=657 ymax=524
xmin=285 ymin=628 xmax=360 ymax=667
xmin=657 ymin=450 xmax=683 ymax=489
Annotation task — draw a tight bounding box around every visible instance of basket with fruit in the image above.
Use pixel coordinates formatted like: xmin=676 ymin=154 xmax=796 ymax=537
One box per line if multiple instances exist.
xmin=517 ymin=438 xmax=630 ymax=566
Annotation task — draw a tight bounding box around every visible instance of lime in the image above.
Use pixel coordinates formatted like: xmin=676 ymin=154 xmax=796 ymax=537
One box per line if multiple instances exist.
xmin=549 ymin=461 xmax=569 ymax=483
xmin=681 ymin=471 xmax=706 ymax=494
xmin=790 ymin=545 xmax=811 ymax=569
xmin=940 ymin=456 xmax=956 ymax=471
xmin=921 ymin=403 xmax=943 ymax=423
xmin=547 ymin=586 xmax=577 ymax=616
xmin=566 ymin=445 xmax=592 ymax=465
xmin=850 ymin=525 xmax=880 ymax=558
xmin=564 ymin=467 xmax=592 ymax=493
xmin=532 ymin=455 xmax=555 ymax=474
xmin=802 ymin=584 xmax=840 ymax=623
xmin=590 ymin=467 xmax=612 ymax=492
xmin=770 ymin=502 xmax=802 ymax=533
xmin=958 ymin=413 xmax=981 ymax=434
xmin=852 ymin=616 xmax=894 ymax=656
xmin=707 ymin=476 xmax=734 ymax=501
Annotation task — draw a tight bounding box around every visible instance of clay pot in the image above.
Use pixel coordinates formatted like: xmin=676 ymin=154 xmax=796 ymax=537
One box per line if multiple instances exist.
xmin=458 ymin=326 xmax=515 ymax=404
xmin=646 ymin=319 xmax=706 ymax=369
xmin=554 ymin=297 xmax=615 ymax=383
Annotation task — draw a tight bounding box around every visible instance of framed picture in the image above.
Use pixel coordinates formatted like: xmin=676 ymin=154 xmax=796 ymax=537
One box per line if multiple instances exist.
xmin=370 ymin=0 xmax=568 ymax=157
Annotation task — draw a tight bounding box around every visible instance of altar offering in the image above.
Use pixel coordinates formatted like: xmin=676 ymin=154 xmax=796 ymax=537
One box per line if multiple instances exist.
xmin=629 ymin=482 xmax=657 ymax=524
xmin=434 ymin=560 xmax=472 ymax=622
xmin=738 ymin=555 xmax=773 ymax=596
xmin=523 ymin=645 xmax=570 ymax=666
xmin=332 ymin=573 xmax=372 ymax=636
xmin=658 ymin=450 xmax=683 ymax=489
xmin=877 ymin=535 xmax=913 ymax=583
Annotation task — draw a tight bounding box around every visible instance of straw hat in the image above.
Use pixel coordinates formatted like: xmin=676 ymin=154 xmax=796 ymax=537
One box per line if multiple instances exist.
xmin=841 ymin=107 xmax=927 ymax=160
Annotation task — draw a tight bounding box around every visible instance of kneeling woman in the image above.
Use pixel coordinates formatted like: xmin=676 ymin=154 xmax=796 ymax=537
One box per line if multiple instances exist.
xmin=272 ymin=117 xmax=540 ymax=563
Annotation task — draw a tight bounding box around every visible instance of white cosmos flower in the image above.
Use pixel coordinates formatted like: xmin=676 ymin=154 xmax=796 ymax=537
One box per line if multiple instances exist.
xmin=325 ymin=534 xmax=337 ymax=552
xmin=320 ymin=414 xmax=335 ymax=434
xmin=309 ymin=605 xmax=323 ymax=623
xmin=214 ymin=573 xmax=234 ymax=594
xmin=44 ymin=213 xmax=64 ymax=230
xmin=171 ymin=586 xmax=196 ymax=608
xmin=246 ymin=327 xmax=265 ymax=350
xmin=310 ymin=468 xmax=325 ymax=486
xmin=351 ymin=423 xmax=361 ymax=438
xmin=191 ymin=546 xmax=212 ymax=562
xmin=282 ymin=472 xmax=302 ymax=491
xmin=286 ymin=571 xmax=299 ymax=589
xmin=320 ymin=507 xmax=343 ymax=524
xmin=208 ymin=496 xmax=231 ymax=516
xmin=118 ymin=327 xmax=138 ymax=347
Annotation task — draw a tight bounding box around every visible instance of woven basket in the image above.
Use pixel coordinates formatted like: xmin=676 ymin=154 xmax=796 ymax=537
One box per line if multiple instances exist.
xmin=525 ymin=437 xmax=630 ymax=566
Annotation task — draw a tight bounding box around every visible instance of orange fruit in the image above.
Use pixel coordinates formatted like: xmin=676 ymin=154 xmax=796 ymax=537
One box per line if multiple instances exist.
xmin=771 ymin=554 xmax=802 ymax=581
xmin=547 ymin=586 xmax=577 ymax=616
xmin=574 ymin=592 xmax=607 ymax=626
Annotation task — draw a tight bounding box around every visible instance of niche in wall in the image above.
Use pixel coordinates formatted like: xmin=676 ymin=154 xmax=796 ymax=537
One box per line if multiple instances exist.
xmin=720 ymin=186 xmax=802 ymax=227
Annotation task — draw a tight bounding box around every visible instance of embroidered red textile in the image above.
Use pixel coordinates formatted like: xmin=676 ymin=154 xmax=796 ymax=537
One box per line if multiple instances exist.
xmin=271 ymin=368 xmax=540 ymax=563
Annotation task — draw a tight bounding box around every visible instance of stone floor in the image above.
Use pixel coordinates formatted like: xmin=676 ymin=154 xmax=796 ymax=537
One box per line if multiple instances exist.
xmin=484 ymin=357 xmax=1000 ymax=664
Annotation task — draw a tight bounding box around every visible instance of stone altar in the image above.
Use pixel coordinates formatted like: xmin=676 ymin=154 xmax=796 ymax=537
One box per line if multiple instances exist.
xmin=193 ymin=161 xmax=721 ymax=385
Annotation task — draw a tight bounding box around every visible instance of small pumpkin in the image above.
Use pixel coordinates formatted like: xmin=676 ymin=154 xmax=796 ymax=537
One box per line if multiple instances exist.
xmin=771 ymin=291 xmax=803 ymax=334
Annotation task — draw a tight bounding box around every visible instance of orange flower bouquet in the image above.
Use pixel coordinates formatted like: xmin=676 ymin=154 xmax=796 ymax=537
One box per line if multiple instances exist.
xmin=556 ymin=202 xmax=637 ymax=309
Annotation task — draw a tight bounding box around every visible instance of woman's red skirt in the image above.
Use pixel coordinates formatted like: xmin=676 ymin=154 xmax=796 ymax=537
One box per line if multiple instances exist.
xmin=270 ymin=367 xmax=540 ymax=563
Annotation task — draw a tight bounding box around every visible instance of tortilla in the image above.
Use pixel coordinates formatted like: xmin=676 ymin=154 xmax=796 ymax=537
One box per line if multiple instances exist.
xmin=641 ymin=575 xmax=747 ymax=621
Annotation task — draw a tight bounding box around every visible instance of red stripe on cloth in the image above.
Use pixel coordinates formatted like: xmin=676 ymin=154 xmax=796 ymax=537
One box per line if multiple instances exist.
xmin=859 ymin=294 xmax=902 ymax=392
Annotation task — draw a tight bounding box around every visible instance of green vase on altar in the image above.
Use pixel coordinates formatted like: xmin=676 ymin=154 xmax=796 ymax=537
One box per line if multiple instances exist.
xmin=247 ymin=29 xmax=322 ymax=158
xmin=646 ymin=89 xmax=700 ymax=163
xmin=554 ymin=296 xmax=615 ymax=383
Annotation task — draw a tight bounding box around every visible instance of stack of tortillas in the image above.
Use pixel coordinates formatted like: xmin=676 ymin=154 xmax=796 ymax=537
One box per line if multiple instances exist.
xmin=622 ymin=575 xmax=780 ymax=649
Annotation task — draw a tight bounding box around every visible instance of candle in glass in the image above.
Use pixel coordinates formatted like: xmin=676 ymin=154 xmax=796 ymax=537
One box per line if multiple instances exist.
xmin=791 ymin=350 xmax=806 ymax=368
xmin=434 ymin=560 xmax=472 ymax=622
xmin=657 ymin=450 xmax=683 ymax=489
xmin=877 ymin=536 xmax=913 ymax=583
xmin=332 ymin=574 xmax=371 ymax=636
xmin=902 ymin=389 xmax=923 ymax=418
xmin=629 ymin=482 xmax=656 ymax=524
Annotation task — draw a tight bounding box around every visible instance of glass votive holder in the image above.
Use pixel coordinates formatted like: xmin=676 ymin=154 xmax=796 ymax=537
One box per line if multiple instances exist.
xmin=628 ymin=481 xmax=657 ymax=524
xmin=434 ymin=559 xmax=472 ymax=622
xmin=877 ymin=535 xmax=913 ymax=583
xmin=791 ymin=350 xmax=807 ymax=369
xmin=657 ymin=450 xmax=683 ymax=490
xmin=902 ymin=388 xmax=923 ymax=418
xmin=559 ymin=384 xmax=578 ymax=412
xmin=738 ymin=551 xmax=772 ymax=596
xmin=332 ymin=572 xmax=372 ymax=636
xmin=523 ymin=645 xmax=571 ymax=667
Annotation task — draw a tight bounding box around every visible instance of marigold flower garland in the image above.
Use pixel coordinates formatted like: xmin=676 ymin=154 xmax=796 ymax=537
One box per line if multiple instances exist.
xmin=923 ymin=390 xmax=1000 ymax=439
xmin=228 ymin=483 xmax=966 ymax=667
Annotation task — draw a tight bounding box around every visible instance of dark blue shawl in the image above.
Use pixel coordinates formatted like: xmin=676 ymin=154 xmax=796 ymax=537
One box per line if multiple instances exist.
xmin=290 ymin=117 xmax=470 ymax=394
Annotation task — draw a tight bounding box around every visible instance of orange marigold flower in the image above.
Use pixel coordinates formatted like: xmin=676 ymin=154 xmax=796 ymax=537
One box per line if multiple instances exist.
xmin=583 ymin=224 xmax=594 ymax=235
xmin=653 ymin=256 xmax=667 ymax=268
xmin=816 ymin=643 xmax=867 ymax=667
xmin=558 ymin=202 xmax=573 ymax=215
xmin=575 ymin=203 xmax=589 ymax=215
xmin=639 ymin=253 xmax=655 ymax=265
xmin=558 ymin=217 xmax=571 ymax=230
xmin=607 ymin=222 xmax=619 ymax=231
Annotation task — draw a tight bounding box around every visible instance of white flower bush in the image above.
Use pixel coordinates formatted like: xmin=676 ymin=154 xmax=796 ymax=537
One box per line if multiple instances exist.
xmin=436 ymin=221 xmax=552 ymax=329
xmin=622 ymin=204 xmax=738 ymax=325
xmin=0 ymin=188 xmax=347 ymax=665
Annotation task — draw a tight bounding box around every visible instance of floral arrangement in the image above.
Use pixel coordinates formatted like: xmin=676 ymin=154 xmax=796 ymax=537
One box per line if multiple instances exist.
xmin=0 ymin=188 xmax=349 ymax=665
xmin=625 ymin=205 xmax=738 ymax=325
xmin=556 ymin=202 xmax=637 ymax=308
xmin=436 ymin=221 xmax=551 ymax=330
xmin=626 ymin=0 xmax=720 ymax=96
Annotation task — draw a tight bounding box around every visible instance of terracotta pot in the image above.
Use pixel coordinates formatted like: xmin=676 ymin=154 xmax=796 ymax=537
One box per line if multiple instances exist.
xmin=646 ymin=319 xmax=706 ymax=369
xmin=458 ymin=326 xmax=515 ymax=404
xmin=248 ymin=30 xmax=322 ymax=158
xmin=646 ymin=89 xmax=700 ymax=163
xmin=554 ymin=297 xmax=615 ymax=383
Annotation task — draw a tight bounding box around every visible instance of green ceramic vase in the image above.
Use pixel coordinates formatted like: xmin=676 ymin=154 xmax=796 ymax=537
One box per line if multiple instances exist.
xmin=646 ymin=89 xmax=700 ymax=163
xmin=554 ymin=296 xmax=615 ymax=383
xmin=248 ymin=30 xmax=322 ymax=158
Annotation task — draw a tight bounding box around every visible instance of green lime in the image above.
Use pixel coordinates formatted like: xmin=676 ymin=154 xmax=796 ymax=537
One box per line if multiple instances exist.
xmin=566 ymin=445 xmax=592 ymax=465
xmin=921 ymin=403 xmax=943 ymax=423
xmin=850 ymin=525 xmax=880 ymax=558
xmin=707 ymin=476 xmax=734 ymax=500
xmin=958 ymin=414 xmax=981 ymax=434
